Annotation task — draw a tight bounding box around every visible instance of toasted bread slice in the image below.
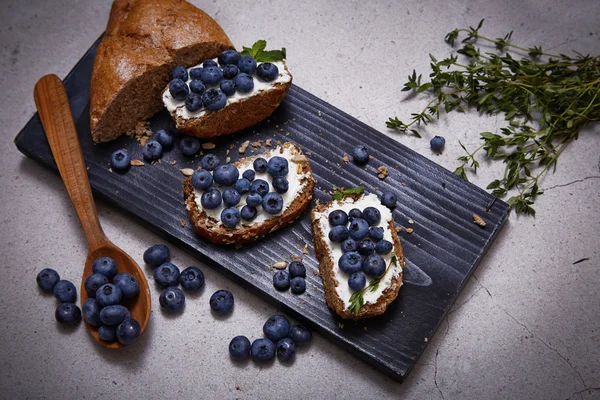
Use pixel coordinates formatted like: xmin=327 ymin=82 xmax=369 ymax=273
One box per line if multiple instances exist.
xmin=311 ymin=194 xmax=404 ymax=320
xmin=163 ymin=61 xmax=292 ymax=139
xmin=183 ymin=142 xmax=314 ymax=245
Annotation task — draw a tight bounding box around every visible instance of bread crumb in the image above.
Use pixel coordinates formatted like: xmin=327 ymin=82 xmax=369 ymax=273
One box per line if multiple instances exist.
xmin=126 ymin=121 xmax=152 ymax=146
xmin=303 ymin=244 xmax=309 ymax=255
xmin=226 ymin=149 xmax=230 ymax=155
xmin=291 ymin=255 xmax=303 ymax=262
xmin=181 ymin=219 xmax=186 ymax=227
xmin=408 ymin=219 xmax=414 ymax=225
xmin=395 ymin=226 xmax=402 ymax=233
xmin=402 ymin=183 xmax=407 ymax=187
xmin=342 ymin=154 xmax=349 ymax=164
xmin=226 ymin=157 xmax=231 ymax=163
xmin=338 ymin=323 xmax=344 ymax=329
xmin=251 ymin=141 xmax=262 ymax=148
xmin=279 ymin=128 xmax=284 ymax=132
xmin=236 ymin=386 xmax=240 ymax=391
xmin=473 ymin=214 xmax=486 ymax=227
xmin=299 ymin=300 xmax=305 ymax=305
xmin=108 ymin=168 xmax=113 ymax=173
xmin=424 ymin=337 xmax=429 ymax=343
xmin=364 ymin=326 xmax=368 ymax=332
xmin=130 ymin=160 xmax=144 ymax=166
xmin=169 ymin=160 xmax=177 ymax=166
xmin=271 ymin=261 xmax=288 ymax=270
xmin=115 ymin=190 xmax=119 ymax=195
xmin=377 ymin=166 xmax=389 ymax=180
xmin=202 ymin=142 xmax=216 ymax=150
xmin=312 ymin=270 xmax=318 ymax=276
xmin=406 ymin=227 xmax=414 ymax=234
xmin=265 ymin=139 xmax=272 ymax=147
xmin=180 ymin=168 xmax=194 ymax=176
xmin=238 ymin=140 xmax=250 ymax=154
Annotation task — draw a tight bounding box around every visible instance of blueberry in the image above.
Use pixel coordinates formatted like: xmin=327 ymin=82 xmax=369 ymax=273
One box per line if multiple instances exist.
xmin=169 ymin=78 xmax=189 ymax=100
xmin=222 ymin=188 xmax=241 ymax=206
xmin=250 ymin=179 xmax=269 ymax=197
xmin=430 ymin=135 xmax=446 ymax=152
xmin=349 ymin=218 xmax=370 ymax=240
xmin=369 ymin=227 xmax=384 ymax=241
xmin=178 ymin=266 xmax=205 ymax=291
xmin=363 ymin=254 xmax=386 ymax=278
xmin=222 ymin=64 xmax=239 ymax=79
xmin=338 ymin=252 xmax=362 ymax=274
xmin=276 ymin=337 xmax=296 ymax=361
xmin=242 ymin=169 xmax=255 ymax=181
xmin=218 ymin=49 xmax=241 ymax=66
xmin=116 ymin=318 xmax=141 ymax=345
xmin=92 ymin=256 xmax=118 ymax=279
xmin=263 ymin=315 xmax=290 ymax=342
xmin=36 ymin=268 xmax=60 ymax=292
xmin=159 ymin=286 xmax=186 ymax=313
xmin=200 ymin=153 xmax=221 ymax=171
xmin=84 ymin=273 xmax=109 ymax=298
xmin=234 ymin=73 xmax=254 ymax=93
xmin=55 ymin=303 xmax=81 ymax=325
xmin=288 ymin=325 xmax=312 ymax=345
xmin=357 ymin=239 xmax=375 ymax=255
xmin=238 ymin=55 xmax=257 ymax=74
xmin=251 ymin=338 xmax=276 ymax=362
xmin=240 ymin=205 xmax=257 ymax=221
xmin=200 ymin=66 xmax=223 ymax=85
xmin=179 ymin=136 xmax=201 ymax=156
xmin=352 ymin=145 xmax=369 ymax=164
xmin=221 ymin=207 xmax=241 ymax=228
xmin=143 ymin=244 xmax=170 ymax=267
xmin=189 ymin=79 xmax=206 ymax=95
xmin=262 ymin=192 xmax=284 ymax=214
xmin=112 ymin=272 xmax=140 ymax=300
xmin=341 ymin=238 xmax=357 ymax=252
xmin=267 ymin=156 xmax=289 ymax=177
xmin=202 ymin=88 xmax=227 ymax=111
xmin=172 ymin=65 xmax=188 ymax=81
xmin=203 ymin=59 xmax=218 ymax=68
xmin=375 ymin=239 xmax=393 ymax=255
xmin=253 ymin=157 xmax=268 ymax=172
xmin=246 ymin=193 xmax=263 ymax=208
xmin=213 ymin=164 xmax=240 ymax=186
xmin=273 ymin=270 xmax=290 ymax=291
xmin=209 ymin=290 xmax=234 ymax=314
xmin=185 ymin=93 xmax=203 ymax=112
xmin=82 ymin=298 xmax=102 ymax=327
xmin=348 ymin=272 xmax=367 ymax=291
xmin=381 ymin=191 xmax=397 ymax=208
xmin=155 ymin=130 xmax=173 ymax=149
xmin=363 ymin=207 xmax=381 ymax=226
xmin=201 ymin=188 xmax=222 ymax=209
xmin=289 ymin=261 xmax=306 ymax=278
xmin=191 ymin=169 xmax=213 ymax=190
xmin=349 ymin=208 xmax=363 ymax=220
xmin=142 ymin=140 xmax=163 ymax=161
xmin=229 ymin=335 xmax=251 ymax=360
xmin=220 ymin=80 xmax=236 ymax=96
xmin=257 ymin=62 xmax=279 ymax=82
xmin=154 ymin=262 xmax=180 ymax=287
xmin=189 ymin=67 xmax=203 ymax=80
xmin=328 ymin=209 xmax=348 ymax=226
xmin=234 ymin=178 xmax=251 ymax=194
xmin=290 ymin=277 xmax=306 ymax=294
xmin=110 ymin=149 xmax=131 ymax=171
xmin=53 ymin=280 xmax=77 ymax=303
xmin=98 ymin=325 xmax=117 ymax=342
xmin=328 ymin=225 xmax=350 ymax=242
xmin=272 ymin=176 xmax=289 ymax=193
xmin=96 ymin=284 xmax=122 ymax=307
xmin=100 ymin=305 xmax=130 ymax=326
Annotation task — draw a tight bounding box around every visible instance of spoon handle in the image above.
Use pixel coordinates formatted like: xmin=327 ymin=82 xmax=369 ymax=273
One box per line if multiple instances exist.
xmin=34 ymin=74 xmax=108 ymax=251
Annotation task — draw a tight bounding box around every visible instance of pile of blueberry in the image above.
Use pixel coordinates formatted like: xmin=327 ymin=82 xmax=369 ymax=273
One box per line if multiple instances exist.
xmin=109 ymin=129 xmax=175 ymax=172
xmin=82 ymin=257 xmax=142 ymax=345
xmin=191 ymin=152 xmax=291 ymax=228
xmin=143 ymin=244 xmax=205 ymax=313
xmin=272 ymin=260 xmax=306 ymax=294
xmin=37 ymin=268 xmax=82 ymax=325
xmin=169 ymin=49 xmax=282 ymax=114
xmin=229 ymin=315 xmax=312 ymax=362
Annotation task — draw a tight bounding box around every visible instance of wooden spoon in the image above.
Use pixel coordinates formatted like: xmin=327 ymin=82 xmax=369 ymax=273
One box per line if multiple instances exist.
xmin=34 ymin=74 xmax=151 ymax=348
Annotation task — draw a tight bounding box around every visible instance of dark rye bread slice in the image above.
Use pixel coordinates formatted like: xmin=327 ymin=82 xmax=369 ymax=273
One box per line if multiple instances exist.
xmin=182 ymin=142 xmax=315 ymax=246
xmin=169 ymin=65 xmax=292 ymax=139
xmin=311 ymin=196 xmax=404 ymax=320
xmin=90 ymin=0 xmax=232 ymax=143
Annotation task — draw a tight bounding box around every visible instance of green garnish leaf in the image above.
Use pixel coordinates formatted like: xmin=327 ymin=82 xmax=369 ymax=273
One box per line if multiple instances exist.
xmin=332 ymin=186 xmax=364 ymax=201
xmin=240 ymin=40 xmax=286 ymax=62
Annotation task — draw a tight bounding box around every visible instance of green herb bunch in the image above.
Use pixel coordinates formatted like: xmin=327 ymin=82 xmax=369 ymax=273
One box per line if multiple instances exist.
xmin=387 ymin=20 xmax=600 ymax=215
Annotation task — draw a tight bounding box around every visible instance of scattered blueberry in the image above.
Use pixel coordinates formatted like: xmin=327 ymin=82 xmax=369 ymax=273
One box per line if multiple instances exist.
xmin=221 ymin=207 xmax=241 ymax=228
xmin=99 ymin=305 xmax=130 ymax=326
xmin=189 ymin=67 xmax=203 ymax=80
xmin=98 ymin=325 xmax=117 ymax=341
xmin=289 ymin=261 xmax=306 ymax=278
xmin=36 ymin=268 xmax=60 ymax=292
xmin=191 ymin=169 xmax=213 ymax=190
xmin=328 ymin=225 xmax=350 ymax=242
xmin=238 ymin=55 xmax=257 ymax=74
xmin=240 ymin=205 xmax=257 ymax=221
xmin=84 ymin=274 xmax=109 ymax=298
xmin=290 ymin=277 xmax=306 ymax=294
xmin=381 ymin=191 xmax=397 ymax=208
xmin=185 ymin=93 xmax=203 ymax=112
xmin=272 ymin=176 xmax=289 ymax=193
xmin=159 ymin=287 xmax=186 ymax=313
xmin=338 ymin=252 xmax=362 ymax=274
xmin=253 ymin=157 xmax=268 ymax=173
xmin=267 ymin=156 xmax=289 ymax=177
xmin=110 ymin=149 xmax=131 ymax=171
xmin=143 ymin=244 xmax=170 ymax=267
xmin=96 ymin=284 xmax=122 ymax=307
xmin=257 ymin=62 xmax=279 ymax=82
xmin=276 ymin=337 xmax=296 ymax=361
xmin=369 ymin=227 xmax=384 ymax=241
xmin=201 ymin=188 xmax=222 ymax=209
xmin=169 ymin=78 xmax=189 ymax=100
xmin=362 ymin=207 xmax=381 ymax=226
xmin=53 ymin=280 xmax=77 ymax=303
xmin=242 ymin=169 xmax=255 ymax=181
xmin=234 ymin=73 xmax=254 ymax=93
xmin=357 ymin=239 xmax=375 ymax=255
xmin=348 ymin=218 xmax=369 ymax=240
xmin=375 ymin=240 xmax=393 ymax=255
xmin=92 ymin=256 xmax=118 ymax=279
xmin=328 ymin=209 xmax=348 ymax=226
xmin=246 ymin=193 xmax=262 ymax=208
xmin=142 ymin=140 xmax=162 ymax=161
xmin=222 ymin=64 xmax=240 ymax=79
xmin=178 ymin=267 xmax=205 ymax=291
xmin=363 ymin=254 xmax=386 ymax=278
xmin=202 ymin=88 xmax=227 ymax=111
xmin=179 ymin=136 xmax=201 ymax=156
xmin=201 ymin=66 xmax=224 ymax=85
xmin=172 ymin=65 xmax=188 ymax=81
xmin=220 ymin=79 xmax=236 ymax=96
xmin=251 ymin=338 xmax=275 ymax=362
xmin=213 ymin=164 xmax=240 ymax=186
xmin=229 ymin=335 xmax=251 ymax=360
xmin=203 ymin=59 xmax=218 ymax=68
xmin=430 ymin=135 xmax=446 ymax=153
xmin=189 ymin=79 xmax=206 ymax=95
xmin=154 ymin=262 xmax=180 ymax=287
xmin=210 ymin=290 xmax=234 ymax=314
xmin=116 ymin=318 xmax=141 ymax=345
xmin=200 ymin=153 xmax=221 ymax=171
xmin=341 ymin=238 xmax=357 ymax=252
xmin=112 ymin=272 xmax=140 ymax=300
xmin=348 ymin=208 xmax=363 ymax=220
xmin=262 ymin=192 xmax=284 ymax=214
xmin=155 ymin=130 xmax=173 ymax=149
xmin=273 ymin=270 xmax=290 ymax=291
xmin=250 ymin=179 xmax=269 ymax=197
xmin=219 ymin=49 xmax=241 ymax=66
xmin=348 ymin=272 xmax=367 ymax=291
xmin=288 ymin=325 xmax=312 ymax=345
xmin=222 ymin=188 xmax=241 ymax=206
xmin=55 ymin=303 xmax=81 ymax=325
xmin=352 ymin=145 xmax=369 ymax=164
xmin=82 ymin=298 xmax=102 ymax=327
xmin=263 ymin=315 xmax=290 ymax=342
xmin=234 ymin=178 xmax=251 ymax=194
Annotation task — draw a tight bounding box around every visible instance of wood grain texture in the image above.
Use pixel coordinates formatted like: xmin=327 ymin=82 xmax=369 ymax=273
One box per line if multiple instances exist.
xmin=16 ymin=37 xmax=509 ymax=379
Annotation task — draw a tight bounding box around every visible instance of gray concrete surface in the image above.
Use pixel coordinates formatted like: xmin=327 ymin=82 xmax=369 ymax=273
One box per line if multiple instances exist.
xmin=1 ymin=0 xmax=599 ymax=399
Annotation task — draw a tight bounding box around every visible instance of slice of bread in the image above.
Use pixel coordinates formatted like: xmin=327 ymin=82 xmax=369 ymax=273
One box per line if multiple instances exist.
xmin=90 ymin=0 xmax=232 ymax=143
xmin=183 ymin=142 xmax=314 ymax=246
xmin=311 ymin=194 xmax=404 ymax=320
xmin=163 ymin=62 xmax=292 ymax=139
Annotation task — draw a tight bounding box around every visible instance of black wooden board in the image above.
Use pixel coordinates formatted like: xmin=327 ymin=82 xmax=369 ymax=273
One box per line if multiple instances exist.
xmin=14 ymin=36 xmax=510 ymax=381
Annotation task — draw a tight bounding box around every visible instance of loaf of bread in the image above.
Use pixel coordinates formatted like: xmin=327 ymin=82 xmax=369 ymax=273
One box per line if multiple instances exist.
xmin=90 ymin=0 xmax=232 ymax=143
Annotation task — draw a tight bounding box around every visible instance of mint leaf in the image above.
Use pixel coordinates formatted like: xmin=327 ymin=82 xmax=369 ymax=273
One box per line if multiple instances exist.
xmin=257 ymin=48 xmax=287 ymax=62
xmin=332 ymin=186 xmax=364 ymax=201
xmin=240 ymin=40 xmax=286 ymax=62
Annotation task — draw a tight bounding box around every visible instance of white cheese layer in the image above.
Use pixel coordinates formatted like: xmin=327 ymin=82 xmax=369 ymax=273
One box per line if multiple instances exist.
xmin=162 ymin=58 xmax=291 ymax=119
xmin=314 ymin=194 xmax=403 ymax=310
xmin=193 ymin=145 xmax=309 ymax=228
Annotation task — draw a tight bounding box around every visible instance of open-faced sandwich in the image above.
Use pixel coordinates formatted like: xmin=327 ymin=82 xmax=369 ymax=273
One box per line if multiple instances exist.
xmin=311 ymin=189 xmax=404 ymax=319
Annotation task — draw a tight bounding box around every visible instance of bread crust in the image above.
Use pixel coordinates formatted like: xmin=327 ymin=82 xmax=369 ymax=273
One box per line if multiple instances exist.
xmin=183 ymin=142 xmax=314 ymax=246
xmin=90 ymin=0 xmax=233 ymax=143
xmin=311 ymin=197 xmax=404 ymax=320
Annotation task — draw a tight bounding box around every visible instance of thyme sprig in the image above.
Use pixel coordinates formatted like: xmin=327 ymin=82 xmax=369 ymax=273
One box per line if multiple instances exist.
xmin=387 ymin=20 xmax=600 ymax=215
xmin=348 ymin=254 xmax=398 ymax=316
